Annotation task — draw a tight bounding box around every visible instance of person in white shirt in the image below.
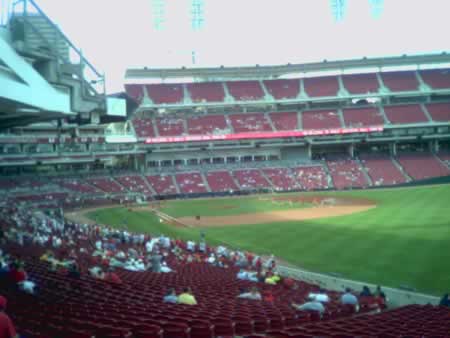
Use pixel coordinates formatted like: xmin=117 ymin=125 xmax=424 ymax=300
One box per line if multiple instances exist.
xmin=186 ymin=240 xmax=196 ymax=252
xmin=341 ymin=288 xmax=359 ymax=306
xmin=309 ymin=291 xmax=330 ymax=303
xmin=238 ymin=287 xmax=262 ymax=300
xmin=292 ymin=297 xmax=325 ymax=315
xmin=95 ymin=240 xmax=102 ymax=251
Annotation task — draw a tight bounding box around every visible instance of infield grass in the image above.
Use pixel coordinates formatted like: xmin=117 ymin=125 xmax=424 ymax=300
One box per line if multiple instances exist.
xmin=87 ymin=184 xmax=450 ymax=295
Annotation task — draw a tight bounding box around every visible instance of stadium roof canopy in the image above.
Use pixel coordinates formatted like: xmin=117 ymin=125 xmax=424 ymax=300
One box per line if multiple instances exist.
xmin=126 ymin=53 xmax=450 ymax=82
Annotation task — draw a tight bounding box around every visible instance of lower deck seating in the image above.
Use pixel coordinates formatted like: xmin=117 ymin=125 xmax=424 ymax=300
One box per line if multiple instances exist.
xmin=269 ymin=111 xmax=298 ymax=131
xmin=132 ymin=118 xmax=155 ymax=138
xmin=262 ymin=168 xmax=299 ymax=191
xmin=205 ymin=171 xmax=239 ymax=192
xmin=87 ymin=178 xmax=127 ymax=194
xmin=114 ymin=175 xmax=153 ymax=195
xmin=396 ymin=153 xmax=450 ymax=180
xmin=156 ymin=117 xmax=186 ymax=136
xmin=359 ymin=153 xmax=407 ymax=186
xmin=292 ymin=166 xmax=330 ymax=190
xmin=145 ymin=175 xmax=177 ymax=195
xmin=326 ymin=157 xmax=369 ymax=189
xmin=342 ymin=107 xmax=384 ymax=127
xmin=186 ymin=114 xmax=228 ymax=135
xmin=233 ymin=169 xmax=271 ymax=190
xmin=175 ymin=172 xmax=208 ymax=194
xmin=57 ymin=179 xmax=99 ymax=194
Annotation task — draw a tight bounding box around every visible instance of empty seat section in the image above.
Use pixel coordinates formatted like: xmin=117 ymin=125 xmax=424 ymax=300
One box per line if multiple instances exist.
xmin=125 ymin=84 xmax=145 ymax=104
xmin=381 ymin=71 xmax=419 ymax=92
xmin=186 ymin=82 xmax=225 ymax=102
xmin=226 ymin=81 xmax=265 ymax=101
xmin=115 ymin=175 xmax=153 ymax=195
xmin=156 ymin=117 xmax=185 ymax=136
xmin=262 ymin=168 xmax=298 ymax=191
xmin=342 ymin=107 xmax=384 ymax=127
xmin=326 ymin=157 xmax=369 ymax=189
xmin=425 ymin=102 xmax=450 ymax=122
xmin=384 ymin=104 xmax=429 ymax=124
xmin=396 ymin=153 xmax=450 ymax=180
xmin=229 ymin=113 xmax=272 ymax=133
xmin=302 ymin=109 xmax=342 ymax=130
xmin=303 ymin=76 xmax=339 ymax=97
xmin=233 ymin=169 xmax=270 ymax=190
xmin=269 ymin=111 xmax=298 ymax=131
xmin=206 ymin=171 xmax=239 ymax=192
xmin=359 ymin=153 xmax=406 ymax=186
xmin=342 ymin=73 xmax=379 ymax=94
xmin=132 ymin=118 xmax=156 ymax=138
xmin=263 ymin=79 xmax=299 ymax=99
xmin=187 ymin=115 xmax=228 ymax=135
xmin=292 ymin=166 xmax=329 ymax=190
xmin=87 ymin=178 xmax=126 ymax=193
xmin=420 ymin=68 xmax=450 ymax=89
xmin=175 ymin=172 xmax=208 ymax=194
xmin=146 ymin=84 xmax=184 ymax=104
xmin=146 ymin=175 xmax=177 ymax=195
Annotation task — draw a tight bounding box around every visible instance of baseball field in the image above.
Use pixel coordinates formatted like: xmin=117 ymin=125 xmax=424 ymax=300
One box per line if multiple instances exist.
xmin=73 ymin=184 xmax=450 ymax=296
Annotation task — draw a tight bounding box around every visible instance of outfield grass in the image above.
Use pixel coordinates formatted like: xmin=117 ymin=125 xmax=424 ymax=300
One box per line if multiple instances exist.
xmin=88 ymin=184 xmax=450 ymax=295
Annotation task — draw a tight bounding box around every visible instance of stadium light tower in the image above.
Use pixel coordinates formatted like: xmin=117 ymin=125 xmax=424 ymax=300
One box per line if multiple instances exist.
xmin=368 ymin=0 xmax=384 ymax=19
xmin=330 ymin=0 xmax=347 ymax=22
xmin=191 ymin=0 xmax=205 ymax=31
xmin=152 ymin=0 xmax=166 ymax=31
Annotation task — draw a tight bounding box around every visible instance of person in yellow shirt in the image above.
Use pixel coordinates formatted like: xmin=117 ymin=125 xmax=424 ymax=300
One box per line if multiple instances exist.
xmin=177 ymin=287 xmax=197 ymax=305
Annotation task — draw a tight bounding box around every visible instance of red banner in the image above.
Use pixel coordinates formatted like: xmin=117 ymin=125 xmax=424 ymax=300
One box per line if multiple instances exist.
xmin=145 ymin=126 xmax=384 ymax=144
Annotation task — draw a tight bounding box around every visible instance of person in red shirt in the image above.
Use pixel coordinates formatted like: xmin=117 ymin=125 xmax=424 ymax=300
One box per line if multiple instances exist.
xmin=0 ymin=295 xmax=18 ymax=338
xmin=9 ymin=263 xmax=26 ymax=284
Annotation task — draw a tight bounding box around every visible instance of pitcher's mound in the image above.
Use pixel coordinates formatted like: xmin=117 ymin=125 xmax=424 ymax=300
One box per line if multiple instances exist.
xmin=178 ymin=195 xmax=375 ymax=227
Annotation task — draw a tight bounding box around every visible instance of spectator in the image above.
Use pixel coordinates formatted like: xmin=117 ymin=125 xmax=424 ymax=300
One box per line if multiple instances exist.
xmin=89 ymin=266 xmax=104 ymax=279
xmin=360 ymin=285 xmax=372 ymax=297
xmin=67 ymin=263 xmax=81 ymax=279
xmin=0 ymin=295 xmax=18 ymax=338
xmin=150 ymin=251 xmax=162 ymax=273
xmin=439 ymin=293 xmax=450 ymax=307
xmin=163 ymin=288 xmax=178 ymax=304
xmin=374 ymin=285 xmax=386 ymax=300
xmin=238 ymin=286 xmax=262 ymax=300
xmin=292 ymin=297 xmax=325 ymax=315
xmin=309 ymin=290 xmax=330 ymax=303
xmin=178 ymin=287 xmax=197 ymax=305
xmin=341 ymin=288 xmax=358 ymax=306
xmin=9 ymin=263 xmax=26 ymax=285
xmin=105 ymin=267 xmax=122 ymax=284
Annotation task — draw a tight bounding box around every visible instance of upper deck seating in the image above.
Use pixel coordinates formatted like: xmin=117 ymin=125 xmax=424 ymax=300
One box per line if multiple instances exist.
xmin=425 ymin=102 xmax=450 ymax=122
xmin=229 ymin=113 xmax=273 ymax=133
xmin=175 ymin=172 xmax=208 ymax=194
xmin=232 ymin=169 xmax=271 ymax=190
xmin=383 ymin=104 xmax=429 ymax=124
xmin=420 ymin=68 xmax=450 ymax=89
xmin=293 ymin=166 xmax=330 ymax=190
xmin=262 ymin=168 xmax=299 ymax=191
xmin=125 ymin=84 xmax=144 ymax=104
xmin=269 ymin=111 xmax=298 ymax=131
xmin=155 ymin=117 xmax=186 ymax=136
xmin=146 ymin=175 xmax=177 ymax=195
xmin=132 ymin=118 xmax=156 ymax=138
xmin=302 ymin=109 xmax=342 ymax=130
xmin=226 ymin=81 xmax=265 ymax=101
xmin=186 ymin=82 xmax=225 ymax=102
xmin=396 ymin=153 xmax=450 ymax=180
xmin=359 ymin=153 xmax=407 ymax=186
xmin=381 ymin=71 xmax=419 ymax=92
xmin=342 ymin=107 xmax=384 ymax=127
xmin=187 ymin=114 xmax=228 ymax=135
xmin=205 ymin=171 xmax=239 ymax=192
xmin=303 ymin=76 xmax=340 ymax=97
xmin=146 ymin=84 xmax=184 ymax=104
xmin=341 ymin=73 xmax=380 ymax=94
xmin=263 ymin=79 xmax=299 ymax=99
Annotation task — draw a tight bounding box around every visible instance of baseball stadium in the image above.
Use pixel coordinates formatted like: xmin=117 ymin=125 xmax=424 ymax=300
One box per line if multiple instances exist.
xmin=0 ymin=0 xmax=449 ymax=337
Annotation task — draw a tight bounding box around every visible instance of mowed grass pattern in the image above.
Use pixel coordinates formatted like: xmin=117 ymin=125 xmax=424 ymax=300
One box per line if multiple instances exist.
xmin=88 ymin=184 xmax=450 ymax=295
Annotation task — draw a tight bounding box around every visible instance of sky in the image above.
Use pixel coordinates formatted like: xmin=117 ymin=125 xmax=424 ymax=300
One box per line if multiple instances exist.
xmin=17 ymin=0 xmax=450 ymax=93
